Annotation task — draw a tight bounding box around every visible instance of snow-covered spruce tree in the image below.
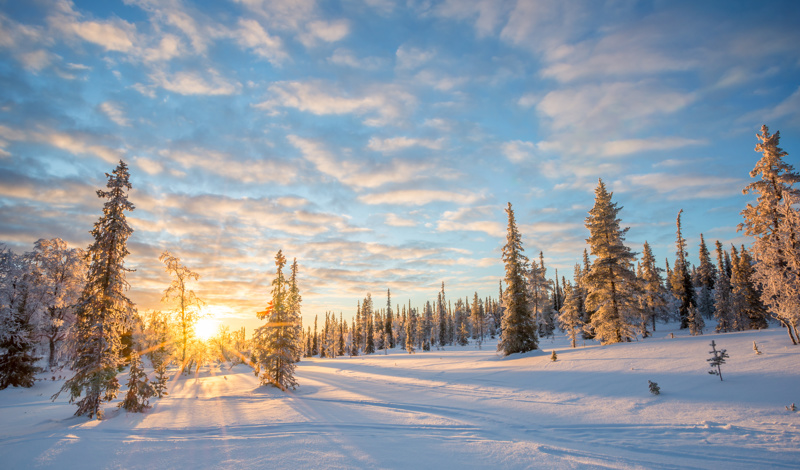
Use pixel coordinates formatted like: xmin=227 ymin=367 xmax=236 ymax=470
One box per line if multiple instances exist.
xmin=142 ymin=310 xmax=171 ymax=397
xmin=557 ymin=274 xmax=584 ymax=348
xmin=471 ymin=292 xmax=484 ymax=346
xmin=696 ymin=234 xmax=716 ymax=320
xmin=584 ymin=180 xmax=638 ymax=345
xmin=120 ymin=352 xmax=153 ymax=412
xmin=740 ymin=125 xmax=800 ymax=344
xmin=733 ymin=246 xmax=768 ymax=330
xmin=288 ymin=259 xmax=303 ymax=362
xmin=385 ymin=289 xmax=394 ymax=349
xmin=0 ymin=250 xmax=41 ymax=390
xmin=529 ymin=252 xmax=555 ymax=338
xmin=32 ymin=238 xmax=86 ymax=370
xmin=638 ymin=242 xmax=669 ymax=335
xmin=405 ymin=306 xmax=416 ymax=354
xmin=437 ymin=283 xmax=448 ymax=348
xmin=253 ymin=250 xmax=298 ymax=391
xmin=498 ymin=202 xmax=538 ymax=355
xmin=670 ymin=210 xmax=695 ymax=329
xmin=687 ymin=305 xmax=704 ymax=336
xmin=159 ymin=251 xmax=204 ymax=372
xmin=713 ymin=241 xmax=735 ymax=332
xmin=54 ymin=160 xmax=136 ymax=419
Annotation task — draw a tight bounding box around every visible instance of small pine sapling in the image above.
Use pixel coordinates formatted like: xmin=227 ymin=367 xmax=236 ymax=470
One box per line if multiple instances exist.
xmin=707 ymin=340 xmax=729 ymax=381
xmin=550 ymin=350 xmax=558 ymax=362
xmin=753 ymin=341 xmax=762 ymax=355
xmin=120 ymin=352 xmax=154 ymax=412
xmin=152 ymin=359 xmax=170 ymax=398
xmin=648 ymin=380 xmax=660 ymax=395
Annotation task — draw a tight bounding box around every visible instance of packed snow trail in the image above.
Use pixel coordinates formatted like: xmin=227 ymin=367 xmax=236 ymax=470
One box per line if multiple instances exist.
xmin=1 ymin=325 xmax=799 ymax=468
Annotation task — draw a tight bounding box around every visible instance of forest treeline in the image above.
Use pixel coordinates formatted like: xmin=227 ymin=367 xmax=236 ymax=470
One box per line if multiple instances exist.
xmin=1 ymin=125 xmax=798 ymax=418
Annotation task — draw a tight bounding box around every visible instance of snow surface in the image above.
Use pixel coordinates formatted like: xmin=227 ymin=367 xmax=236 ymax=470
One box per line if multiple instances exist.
xmin=2 ymin=323 xmax=799 ymax=469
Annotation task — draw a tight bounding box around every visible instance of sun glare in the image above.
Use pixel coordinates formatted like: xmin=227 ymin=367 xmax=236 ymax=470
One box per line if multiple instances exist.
xmin=195 ymin=317 xmax=220 ymax=342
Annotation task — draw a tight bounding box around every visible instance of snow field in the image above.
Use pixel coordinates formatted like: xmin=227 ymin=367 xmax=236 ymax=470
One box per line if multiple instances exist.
xmin=1 ymin=323 xmax=799 ymax=469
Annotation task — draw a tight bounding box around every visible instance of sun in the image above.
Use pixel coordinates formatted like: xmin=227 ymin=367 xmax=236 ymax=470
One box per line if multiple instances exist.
xmin=195 ymin=317 xmax=220 ymax=342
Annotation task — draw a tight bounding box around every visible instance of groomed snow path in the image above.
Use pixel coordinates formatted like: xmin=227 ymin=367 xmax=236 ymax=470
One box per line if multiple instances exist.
xmin=2 ymin=325 xmax=799 ymax=469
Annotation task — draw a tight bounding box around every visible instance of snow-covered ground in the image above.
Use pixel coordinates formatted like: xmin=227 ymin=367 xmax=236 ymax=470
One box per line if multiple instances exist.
xmin=2 ymin=323 xmax=799 ymax=469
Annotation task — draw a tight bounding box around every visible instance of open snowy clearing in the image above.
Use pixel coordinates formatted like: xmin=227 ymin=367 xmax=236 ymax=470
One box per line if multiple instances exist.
xmin=2 ymin=324 xmax=799 ymax=469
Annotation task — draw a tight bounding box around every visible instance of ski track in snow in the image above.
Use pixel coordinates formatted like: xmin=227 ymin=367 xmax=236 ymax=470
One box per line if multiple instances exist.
xmin=1 ymin=324 xmax=799 ymax=469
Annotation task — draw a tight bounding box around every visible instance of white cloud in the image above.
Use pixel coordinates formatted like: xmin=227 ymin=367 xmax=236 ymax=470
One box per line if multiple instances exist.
xmin=19 ymin=49 xmax=52 ymax=71
xmin=135 ymin=157 xmax=164 ymax=175
xmin=600 ymin=137 xmax=706 ymax=157
xmin=615 ymin=173 xmax=746 ymax=200
xmin=502 ymin=140 xmax=536 ymax=163
xmin=385 ymin=213 xmax=417 ymax=227
xmin=359 ymin=189 xmax=483 ymax=206
xmin=258 ymin=80 xmax=416 ymax=126
xmin=288 ymin=135 xmax=435 ymax=189
xmin=395 ymin=45 xmax=435 ymax=70
xmin=142 ymin=34 xmax=183 ymax=62
xmin=301 ymin=19 xmax=349 ymax=45
xmin=537 ymin=82 xmax=696 ymax=133
xmin=164 ymin=147 xmax=298 ymax=184
xmin=150 ymin=68 xmax=240 ymax=95
xmin=328 ymin=48 xmax=383 ymax=70
xmin=99 ymin=102 xmax=131 ymax=127
xmin=235 ymin=18 xmax=286 ymax=64
xmin=368 ymin=136 xmax=443 ymax=153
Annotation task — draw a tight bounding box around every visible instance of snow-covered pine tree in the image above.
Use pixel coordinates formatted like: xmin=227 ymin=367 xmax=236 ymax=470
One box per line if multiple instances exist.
xmin=152 ymin=358 xmax=169 ymax=398
xmin=385 ymin=289 xmax=394 ymax=349
xmin=713 ymin=241 xmax=735 ymax=332
xmin=638 ymin=242 xmax=669 ymax=335
xmin=0 ymin=250 xmax=41 ymax=390
xmin=732 ymin=246 xmax=768 ymax=330
xmin=120 ymin=352 xmax=153 ymax=412
xmin=159 ymin=251 xmax=204 ymax=372
xmin=529 ymin=252 xmax=555 ymax=338
xmin=498 ymin=202 xmax=538 ymax=355
xmin=696 ymin=234 xmax=716 ymax=320
xmin=288 ymin=259 xmax=303 ymax=362
xmin=364 ymin=294 xmax=375 ymax=354
xmin=405 ymin=305 xmax=416 ymax=354
xmin=670 ymin=210 xmax=695 ymax=329
xmin=252 ymin=250 xmax=298 ymax=391
xmin=739 ymin=126 xmax=800 ymax=343
xmin=54 ymin=161 xmax=136 ymax=419
xmin=471 ymin=292 xmax=484 ymax=345
xmin=31 ymin=238 xmax=86 ymax=370
xmin=687 ymin=305 xmax=704 ymax=336
xmin=437 ymin=283 xmax=448 ymax=348
xmin=584 ymin=180 xmax=638 ymax=345
xmin=557 ymin=272 xmax=584 ymax=348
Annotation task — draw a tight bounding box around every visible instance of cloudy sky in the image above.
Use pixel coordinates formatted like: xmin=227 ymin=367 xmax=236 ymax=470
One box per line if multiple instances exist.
xmin=1 ymin=0 xmax=799 ymax=332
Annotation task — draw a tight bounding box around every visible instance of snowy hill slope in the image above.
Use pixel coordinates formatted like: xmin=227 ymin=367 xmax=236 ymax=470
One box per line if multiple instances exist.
xmin=1 ymin=324 xmax=799 ymax=469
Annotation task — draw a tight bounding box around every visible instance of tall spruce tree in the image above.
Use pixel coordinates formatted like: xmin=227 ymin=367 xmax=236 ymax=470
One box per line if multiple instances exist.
xmin=54 ymin=160 xmax=136 ymax=419
xmin=253 ymin=250 xmax=298 ymax=391
xmin=288 ymin=259 xmax=303 ymax=362
xmin=671 ymin=210 xmax=695 ymax=329
xmin=0 ymin=250 xmax=41 ymax=390
xmin=385 ymin=289 xmax=394 ymax=349
xmin=713 ymin=241 xmax=735 ymax=332
xmin=584 ymin=180 xmax=638 ymax=344
xmin=498 ymin=203 xmax=538 ymax=355
xmin=740 ymin=125 xmax=800 ymax=344
xmin=638 ymin=242 xmax=669 ymax=336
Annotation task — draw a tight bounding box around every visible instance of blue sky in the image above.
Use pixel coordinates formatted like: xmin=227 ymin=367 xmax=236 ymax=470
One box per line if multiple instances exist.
xmin=1 ymin=0 xmax=799 ymax=332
